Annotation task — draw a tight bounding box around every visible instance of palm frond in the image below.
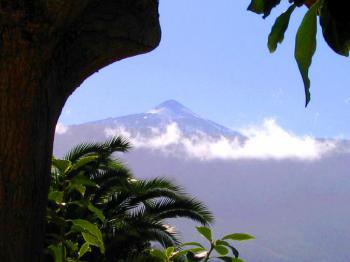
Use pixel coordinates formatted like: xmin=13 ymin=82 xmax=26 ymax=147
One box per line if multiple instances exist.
xmin=97 ymin=179 xmax=188 ymax=216
xmin=134 ymin=178 xmax=183 ymax=194
xmin=64 ymin=136 xmax=131 ymax=162
xmin=138 ymin=221 xmax=180 ymax=247
xmin=90 ymin=165 xmax=131 ymax=186
xmin=101 ymin=192 xmax=139 ymax=218
xmin=103 ymin=136 xmax=132 ymax=153
xmin=64 ymin=142 xmax=104 ymax=161
xmin=109 ymin=218 xmax=179 ymax=248
xmin=145 ymin=198 xmax=213 ymax=225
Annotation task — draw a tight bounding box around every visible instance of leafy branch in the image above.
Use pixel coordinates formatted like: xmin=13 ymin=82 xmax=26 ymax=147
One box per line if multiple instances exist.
xmin=248 ymin=0 xmax=349 ymax=106
xmin=149 ymin=226 xmax=254 ymax=262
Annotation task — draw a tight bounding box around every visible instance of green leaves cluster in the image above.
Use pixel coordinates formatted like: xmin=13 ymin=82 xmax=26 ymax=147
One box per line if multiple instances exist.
xmin=46 ymin=137 xmax=255 ymax=261
xmin=46 ymin=137 xmax=214 ymax=261
xmin=46 ymin=156 xmax=106 ymax=261
xmin=149 ymin=226 xmax=254 ymax=262
xmin=248 ymin=0 xmax=350 ymax=106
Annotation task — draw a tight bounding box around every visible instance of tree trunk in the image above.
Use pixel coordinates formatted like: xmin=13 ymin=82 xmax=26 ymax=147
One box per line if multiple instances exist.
xmin=0 ymin=0 xmax=161 ymax=261
xmin=0 ymin=46 xmax=58 ymax=261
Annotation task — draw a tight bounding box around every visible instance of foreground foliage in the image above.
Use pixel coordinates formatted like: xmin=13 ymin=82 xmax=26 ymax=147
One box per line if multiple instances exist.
xmin=149 ymin=226 xmax=254 ymax=262
xmin=248 ymin=0 xmax=350 ymax=106
xmin=45 ymin=137 xmax=213 ymax=261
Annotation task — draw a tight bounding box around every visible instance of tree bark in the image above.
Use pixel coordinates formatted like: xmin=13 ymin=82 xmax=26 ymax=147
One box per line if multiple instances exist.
xmin=0 ymin=0 xmax=161 ymax=261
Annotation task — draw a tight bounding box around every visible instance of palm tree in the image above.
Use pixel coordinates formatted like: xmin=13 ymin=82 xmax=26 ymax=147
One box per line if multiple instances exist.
xmin=95 ymin=177 xmax=213 ymax=261
xmin=47 ymin=137 xmax=213 ymax=261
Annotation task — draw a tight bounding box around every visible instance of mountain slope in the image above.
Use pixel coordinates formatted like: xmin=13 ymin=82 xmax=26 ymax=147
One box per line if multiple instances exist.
xmin=87 ymin=99 xmax=240 ymax=137
xmin=54 ymin=100 xmax=242 ymax=156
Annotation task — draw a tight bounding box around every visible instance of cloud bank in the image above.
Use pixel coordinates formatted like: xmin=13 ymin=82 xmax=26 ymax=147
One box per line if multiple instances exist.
xmin=105 ymin=119 xmax=336 ymax=161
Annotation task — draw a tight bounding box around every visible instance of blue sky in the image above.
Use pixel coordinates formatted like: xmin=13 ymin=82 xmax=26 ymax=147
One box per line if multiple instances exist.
xmin=59 ymin=0 xmax=350 ymax=138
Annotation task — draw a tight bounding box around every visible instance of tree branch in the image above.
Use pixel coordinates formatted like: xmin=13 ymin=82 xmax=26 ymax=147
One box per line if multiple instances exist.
xmin=43 ymin=0 xmax=161 ymax=99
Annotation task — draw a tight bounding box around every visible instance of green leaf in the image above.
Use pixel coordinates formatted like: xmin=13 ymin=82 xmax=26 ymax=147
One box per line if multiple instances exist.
xmin=52 ymin=158 xmax=71 ymax=174
xmin=81 ymin=231 xmax=105 ymax=254
xmin=295 ymin=0 xmax=322 ymax=107
xmin=78 ymin=242 xmax=91 ymax=259
xmin=48 ymin=244 xmax=65 ymax=262
xmin=65 ymin=240 xmax=79 ymax=253
xmin=248 ymin=0 xmax=282 ymax=18
xmin=87 ymin=202 xmax=105 ymax=222
xmin=71 ymin=155 xmax=98 ymax=171
xmin=247 ymin=0 xmax=264 ymax=14
xmin=48 ymin=191 xmax=64 ymax=204
xmin=196 ymin=226 xmax=212 ymax=241
xmin=222 ymin=233 xmax=255 ymax=241
xmin=319 ymin=2 xmax=350 ymax=56
xmin=70 ymin=219 xmax=105 ymax=254
xmin=214 ymin=245 xmax=229 ymax=256
xmin=70 ymin=200 xmax=105 ymax=222
xmin=165 ymin=247 xmax=175 ymax=258
xmin=268 ymin=5 xmax=296 ymax=52
xmin=172 ymin=248 xmax=206 ymax=260
xmin=150 ymin=249 xmax=167 ymax=261
xmin=67 ymin=173 xmax=98 ymax=196
xmin=68 ymin=183 xmax=86 ymax=196
xmin=70 ymin=173 xmax=98 ymax=188
xmin=232 ymin=259 xmax=245 ymax=262
xmin=216 ymin=240 xmax=239 ymax=258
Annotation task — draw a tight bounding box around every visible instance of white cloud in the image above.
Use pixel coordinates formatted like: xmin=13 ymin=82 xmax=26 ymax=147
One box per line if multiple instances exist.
xmin=105 ymin=123 xmax=181 ymax=154
xmin=104 ymin=119 xmax=336 ymax=161
xmin=55 ymin=122 xmax=69 ymax=135
xmin=136 ymin=123 xmax=181 ymax=148
xmin=220 ymin=119 xmax=334 ymax=160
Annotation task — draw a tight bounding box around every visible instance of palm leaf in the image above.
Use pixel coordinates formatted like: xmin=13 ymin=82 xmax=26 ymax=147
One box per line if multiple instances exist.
xmin=64 ymin=136 xmax=131 ymax=162
xmin=145 ymin=198 xmax=213 ymax=225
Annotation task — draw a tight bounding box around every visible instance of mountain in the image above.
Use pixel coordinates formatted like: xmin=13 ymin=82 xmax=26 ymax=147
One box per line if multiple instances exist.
xmin=54 ymin=100 xmax=350 ymax=262
xmin=82 ymin=99 xmax=239 ymax=137
xmin=54 ymin=100 xmax=242 ymax=156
